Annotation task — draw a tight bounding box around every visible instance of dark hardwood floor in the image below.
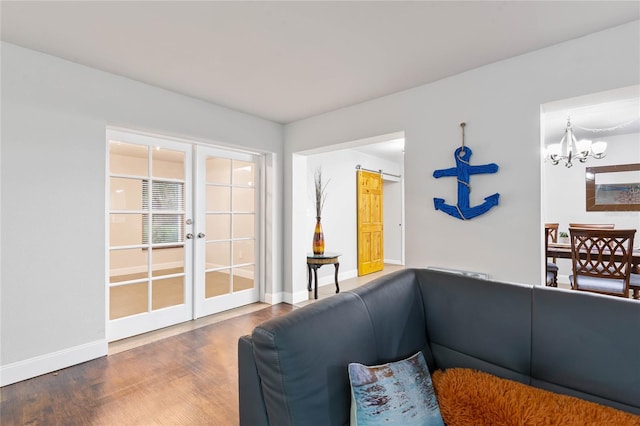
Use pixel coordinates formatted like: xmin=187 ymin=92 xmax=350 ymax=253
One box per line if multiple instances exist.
xmin=0 ymin=303 xmax=293 ymax=426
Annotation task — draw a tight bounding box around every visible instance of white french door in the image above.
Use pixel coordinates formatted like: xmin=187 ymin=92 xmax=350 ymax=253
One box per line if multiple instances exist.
xmin=193 ymin=146 xmax=260 ymax=318
xmin=107 ymin=130 xmax=261 ymax=341
xmin=107 ymin=130 xmax=194 ymax=341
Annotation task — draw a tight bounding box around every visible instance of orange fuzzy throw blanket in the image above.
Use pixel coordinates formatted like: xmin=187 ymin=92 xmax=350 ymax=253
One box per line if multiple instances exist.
xmin=431 ymin=368 xmax=640 ymax=426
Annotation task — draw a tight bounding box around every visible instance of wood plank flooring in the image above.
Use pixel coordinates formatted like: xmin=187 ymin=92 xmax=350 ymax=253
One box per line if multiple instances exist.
xmin=0 ymin=304 xmax=293 ymax=426
xmin=0 ymin=265 xmax=403 ymax=425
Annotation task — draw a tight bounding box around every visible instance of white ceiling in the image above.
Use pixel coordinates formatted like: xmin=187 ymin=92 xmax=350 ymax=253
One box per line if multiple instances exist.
xmin=352 ymin=138 xmax=405 ymax=164
xmin=542 ymin=87 xmax=640 ymax=143
xmin=2 ymin=1 xmax=639 ymax=125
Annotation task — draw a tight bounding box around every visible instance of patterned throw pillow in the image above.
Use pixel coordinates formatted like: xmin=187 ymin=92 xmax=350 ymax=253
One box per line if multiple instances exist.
xmin=348 ymin=351 xmax=444 ymax=426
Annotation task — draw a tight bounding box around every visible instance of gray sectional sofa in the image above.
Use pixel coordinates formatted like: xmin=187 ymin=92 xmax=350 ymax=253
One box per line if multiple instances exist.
xmin=238 ymin=268 xmax=640 ymax=425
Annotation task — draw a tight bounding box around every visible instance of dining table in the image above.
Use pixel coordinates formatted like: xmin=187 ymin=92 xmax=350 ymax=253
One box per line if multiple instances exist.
xmin=547 ymin=242 xmax=640 ymax=299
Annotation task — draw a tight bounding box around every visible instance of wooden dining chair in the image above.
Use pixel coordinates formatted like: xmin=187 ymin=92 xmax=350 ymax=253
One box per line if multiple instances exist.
xmin=569 ymin=228 xmax=636 ymax=298
xmin=545 ymin=223 xmax=559 ymax=262
xmin=568 ymin=223 xmax=615 ymax=229
xmin=544 ymin=225 xmax=558 ymax=287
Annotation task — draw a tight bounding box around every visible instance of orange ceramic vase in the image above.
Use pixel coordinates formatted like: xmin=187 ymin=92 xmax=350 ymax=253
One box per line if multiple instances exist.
xmin=313 ymin=217 xmax=325 ymax=255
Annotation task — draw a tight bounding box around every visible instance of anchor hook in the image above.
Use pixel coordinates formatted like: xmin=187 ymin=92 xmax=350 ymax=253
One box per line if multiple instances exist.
xmin=459 ymin=122 xmax=466 ymax=157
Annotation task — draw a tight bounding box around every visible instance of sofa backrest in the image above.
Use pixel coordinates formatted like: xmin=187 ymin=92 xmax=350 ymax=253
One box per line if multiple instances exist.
xmin=416 ymin=269 xmax=533 ymax=384
xmin=246 ymin=268 xmax=640 ymax=425
xmin=531 ymin=286 xmax=640 ymax=414
xmin=251 ymin=269 xmax=427 ymax=426
xmin=349 ymin=268 xmax=431 ymax=365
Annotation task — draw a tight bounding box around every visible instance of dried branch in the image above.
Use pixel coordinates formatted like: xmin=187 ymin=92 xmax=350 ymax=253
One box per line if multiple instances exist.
xmin=314 ymin=168 xmax=330 ymax=218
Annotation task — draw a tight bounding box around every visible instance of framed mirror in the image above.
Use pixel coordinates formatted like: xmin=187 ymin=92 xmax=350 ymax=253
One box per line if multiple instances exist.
xmin=586 ymin=163 xmax=640 ymax=211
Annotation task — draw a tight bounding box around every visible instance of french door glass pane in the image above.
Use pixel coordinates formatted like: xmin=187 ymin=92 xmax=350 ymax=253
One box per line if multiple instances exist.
xmin=110 ymin=177 xmax=143 ymax=210
xmin=110 ymin=248 xmax=148 ymax=283
xmin=148 ymin=214 xmax=184 ymax=245
xmin=233 ymin=214 xmax=254 ymax=238
xmin=206 ymin=185 xmax=231 ymax=211
xmin=110 ymin=282 xmax=148 ymax=320
xmin=149 ymin=181 xmax=184 ymax=211
xmin=110 ymin=213 xmax=144 ymax=246
xmin=152 ymin=247 xmax=185 ymax=277
xmin=110 ymin=142 xmax=148 ymax=176
xmin=152 ymin=276 xmax=184 ymax=310
xmin=206 ymin=157 xmax=231 ymax=184
xmin=233 ymin=265 xmax=254 ymax=292
xmin=153 ymin=148 xmax=184 ymax=180
xmin=233 ymin=187 xmax=254 ymax=212
xmin=206 ymin=214 xmax=230 ymax=240
xmin=205 ymin=270 xmax=231 ymax=298
xmin=206 ymin=241 xmax=231 ymax=268
xmin=232 ymin=160 xmax=255 ymax=186
xmin=233 ymin=240 xmax=254 ymax=265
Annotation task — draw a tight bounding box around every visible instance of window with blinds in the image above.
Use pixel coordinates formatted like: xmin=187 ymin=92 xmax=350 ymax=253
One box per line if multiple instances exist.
xmin=142 ymin=180 xmax=184 ymax=245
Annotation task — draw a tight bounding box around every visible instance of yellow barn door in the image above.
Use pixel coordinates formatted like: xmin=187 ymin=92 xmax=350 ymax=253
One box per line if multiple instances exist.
xmin=357 ymin=170 xmax=384 ymax=276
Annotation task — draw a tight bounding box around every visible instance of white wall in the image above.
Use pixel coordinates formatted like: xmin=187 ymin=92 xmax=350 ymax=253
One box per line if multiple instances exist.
xmin=543 ymin=132 xmax=640 ymax=281
xmin=303 ymin=149 xmax=403 ymax=287
xmin=284 ymin=21 xmax=640 ymax=296
xmin=384 ymin=178 xmax=403 ymax=264
xmin=0 ymin=42 xmax=283 ymax=385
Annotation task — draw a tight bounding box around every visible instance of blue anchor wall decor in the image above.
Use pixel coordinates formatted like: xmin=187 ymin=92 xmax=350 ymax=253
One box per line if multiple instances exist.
xmin=433 ymin=123 xmax=500 ymax=220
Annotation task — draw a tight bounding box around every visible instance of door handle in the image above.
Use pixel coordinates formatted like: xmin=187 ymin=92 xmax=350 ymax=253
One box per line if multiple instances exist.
xmin=186 ymin=233 xmax=194 ymax=239
xmin=197 ymin=232 xmax=206 ymax=239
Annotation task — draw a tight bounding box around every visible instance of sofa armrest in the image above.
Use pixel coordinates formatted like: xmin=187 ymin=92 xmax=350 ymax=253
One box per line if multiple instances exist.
xmin=238 ymin=335 xmax=270 ymax=426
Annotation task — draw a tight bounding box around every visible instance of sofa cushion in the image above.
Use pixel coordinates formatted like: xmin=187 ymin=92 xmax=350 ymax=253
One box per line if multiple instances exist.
xmin=569 ymin=274 xmax=626 ymax=293
xmin=348 ymin=351 xmax=444 ymax=426
xmin=416 ymin=269 xmax=532 ymax=382
xmin=532 ymin=286 xmax=640 ymax=414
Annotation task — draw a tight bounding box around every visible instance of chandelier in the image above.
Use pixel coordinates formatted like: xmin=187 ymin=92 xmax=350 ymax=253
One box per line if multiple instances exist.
xmin=546 ymin=117 xmax=607 ymax=168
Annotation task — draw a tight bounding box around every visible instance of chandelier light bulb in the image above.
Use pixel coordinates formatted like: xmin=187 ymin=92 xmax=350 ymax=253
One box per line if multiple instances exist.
xmin=591 ymin=141 xmax=607 ymax=158
xmin=547 ymin=143 xmax=561 ymax=156
xmin=575 ymin=139 xmax=591 ymax=154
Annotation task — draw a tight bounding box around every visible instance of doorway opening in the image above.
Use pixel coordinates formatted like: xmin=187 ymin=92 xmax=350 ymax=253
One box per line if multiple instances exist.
xmin=292 ymin=132 xmax=405 ymax=302
xmin=540 ymin=85 xmax=640 ymax=286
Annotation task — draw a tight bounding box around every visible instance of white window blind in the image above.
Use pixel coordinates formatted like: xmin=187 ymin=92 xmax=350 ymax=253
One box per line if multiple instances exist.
xmin=142 ymin=180 xmax=184 ymax=244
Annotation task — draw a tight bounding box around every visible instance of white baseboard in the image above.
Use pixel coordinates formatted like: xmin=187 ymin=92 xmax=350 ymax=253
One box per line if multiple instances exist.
xmin=263 ymin=291 xmax=285 ymax=304
xmin=287 ymin=290 xmax=310 ymax=305
xmin=266 ymin=289 xmax=311 ymax=305
xmin=1 ymin=340 xmax=107 ymax=387
xmin=265 ymin=291 xmax=302 ymax=305
xmin=384 ymin=259 xmax=403 ymax=265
